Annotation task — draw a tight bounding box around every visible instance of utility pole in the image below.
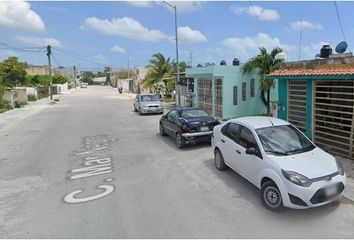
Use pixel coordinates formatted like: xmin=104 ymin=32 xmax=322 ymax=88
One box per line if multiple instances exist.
xmin=298 ymin=15 xmax=303 ymax=61
xmin=189 ymin=53 xmax=193 ymax=67
xmin=163 ymin=1 xmax=180 ymax=106
xmin=73 ymin=65 xmax=76 ymax=89
xmin=47 ymin=45 xmax=53 ymax=101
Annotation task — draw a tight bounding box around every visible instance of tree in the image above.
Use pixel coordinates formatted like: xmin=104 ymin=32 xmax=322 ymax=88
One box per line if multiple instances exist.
xmin=0 ymin=56 xmax=27 ymax=87
xmin=81 ymin=71 xmax=94 ymax=85
xmin=142 ymin=53 xmax=174 ymax=91
xmin=52 ymin=74 xmax=69 ymax=84
xmin=242 ymin=47 xmax=284 ymax=115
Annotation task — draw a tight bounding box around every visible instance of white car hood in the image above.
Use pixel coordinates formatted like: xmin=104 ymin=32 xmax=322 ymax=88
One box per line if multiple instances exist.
xmin=269 ymin=147 xmax=338 ymax=179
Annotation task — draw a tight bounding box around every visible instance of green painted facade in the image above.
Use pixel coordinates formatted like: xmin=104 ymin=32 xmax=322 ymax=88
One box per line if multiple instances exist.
xmin=274 ymin=75 xmax=354 ymax=139
xmin=186 ymin=65 xmax=278 ymax=120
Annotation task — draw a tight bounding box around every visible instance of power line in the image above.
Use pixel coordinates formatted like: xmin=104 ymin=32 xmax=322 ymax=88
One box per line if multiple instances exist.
xmin=334 ymin=1 xmax=346 ymax=41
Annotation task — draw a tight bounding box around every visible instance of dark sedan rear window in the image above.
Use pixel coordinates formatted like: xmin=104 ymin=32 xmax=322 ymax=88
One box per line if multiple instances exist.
xmin=181 ymin=109 xmax=209 ymax=118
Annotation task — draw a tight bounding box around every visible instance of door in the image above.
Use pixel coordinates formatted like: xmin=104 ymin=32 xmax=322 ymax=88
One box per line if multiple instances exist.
xmin=288 ymin=80 xmax=307 ymax=133
xmin=220 ymin=123 xmax=244 ymax=172
xmin=164 ymin=110 xmax=179 ymax=137
xmin=314 ymin=80 xmax=354 ymax=158
xmin=198 ymin=79 xmax=212 ymax=114
xmin=238 ymin=126 xmax=263 ymax=185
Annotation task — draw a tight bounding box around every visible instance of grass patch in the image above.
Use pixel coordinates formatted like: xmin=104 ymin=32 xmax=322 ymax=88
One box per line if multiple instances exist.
xmin=28 ymin=94 xmax=38 ymax=102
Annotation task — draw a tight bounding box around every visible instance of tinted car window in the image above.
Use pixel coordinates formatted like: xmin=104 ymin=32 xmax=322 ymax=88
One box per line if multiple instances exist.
xmin=167 ymin=110 xmax=179 ymax=121
xmin=223 ymin=123 xmax=240 ymax=143
xmin=239 ymin=127 xmax=257 ymax=149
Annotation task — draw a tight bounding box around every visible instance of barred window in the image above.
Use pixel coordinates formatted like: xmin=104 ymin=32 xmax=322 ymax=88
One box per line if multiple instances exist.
xmin=242 ymin=82 xmax=246 ymax=101
xmin=233 ymin=86 xmax=238 ymax=105
xmin=250 ymin=79 xmax=255 ymax=97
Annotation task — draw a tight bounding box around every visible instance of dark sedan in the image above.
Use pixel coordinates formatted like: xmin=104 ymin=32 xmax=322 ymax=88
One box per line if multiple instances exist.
xmin=159 ymin=107 xmax=220 ymax=148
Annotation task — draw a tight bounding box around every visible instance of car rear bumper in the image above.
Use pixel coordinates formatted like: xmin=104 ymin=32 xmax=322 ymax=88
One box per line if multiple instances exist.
xmin=281 ymin=174 xmax=346 ymax=209
xmin=182 ymin=131 xmax=213 ymax=137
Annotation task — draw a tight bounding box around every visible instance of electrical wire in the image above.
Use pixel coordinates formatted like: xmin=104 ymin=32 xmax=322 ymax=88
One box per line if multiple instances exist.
xmin=334 ymin=1 xmax=351 ymax=52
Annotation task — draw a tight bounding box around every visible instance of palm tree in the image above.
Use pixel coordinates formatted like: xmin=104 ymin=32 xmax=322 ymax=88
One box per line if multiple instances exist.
xmin=242 ymin=47 xmax=284 ymax=115
xmin=142 ymin=53 xmax=174 ymax=91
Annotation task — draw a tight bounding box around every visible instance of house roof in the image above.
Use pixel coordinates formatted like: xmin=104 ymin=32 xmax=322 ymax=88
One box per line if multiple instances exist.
xmin=269 ymin=65 xmax=354 ymax=77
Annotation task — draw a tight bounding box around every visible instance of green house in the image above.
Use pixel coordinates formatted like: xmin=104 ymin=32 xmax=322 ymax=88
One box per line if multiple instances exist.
xmin=185 ymin=65 xmax=278 ymax=120
xmin=268 ymin=56 xmax=354 ymax=159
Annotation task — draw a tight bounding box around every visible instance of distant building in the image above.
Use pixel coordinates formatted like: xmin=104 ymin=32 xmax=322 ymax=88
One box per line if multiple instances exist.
xmin=268 ymin=53 xmax=354 ymax=159
xmin=26 ymin=65 xmax=48 ymax=75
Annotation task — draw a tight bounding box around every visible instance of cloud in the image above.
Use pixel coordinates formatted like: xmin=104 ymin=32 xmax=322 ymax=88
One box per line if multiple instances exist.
xmin=230 ymin=5 xmax=279 ymax=21
xmin=290 ymin=20 xmax=323 ymax=31
xmin=81 ymin=17 xmax=169 ymax=42
xmin=178 ymin=26 xmax=207 ymax=43
xmin=123 ymin=1 xmax=153 ymax=8
xmin=222 ymin=33 xmax=295 ymax=61
xmin=94 ymin=55 xmax=109 ymax=65
xmin=111 ymin=45 xmax=126 ymax=54
xmin=16 ymin=36 xmax=62 ymax=48
xmin=0 ymin=0 xmax=45 ymax=32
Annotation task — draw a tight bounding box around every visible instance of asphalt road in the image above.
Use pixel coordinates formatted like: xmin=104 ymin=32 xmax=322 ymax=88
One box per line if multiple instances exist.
xmin=0 ymin=86 xmax=353 ymax=238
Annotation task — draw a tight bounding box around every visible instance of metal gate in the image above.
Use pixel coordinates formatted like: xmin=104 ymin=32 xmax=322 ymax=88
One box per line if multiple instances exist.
xmin=197 ymin=79 xmax=212 ymax=114
xmin=214 ymin=79 xmax=223 ymax=118
xmin=288 ymin=80 xmax=307 ymax=133
xmin=314 ymin=80 xmax=354 ymax=158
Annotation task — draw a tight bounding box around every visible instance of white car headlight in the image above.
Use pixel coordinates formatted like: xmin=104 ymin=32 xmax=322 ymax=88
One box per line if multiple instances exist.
xmin=142 ymin=105 xmax=149 ymax=109
xmin=282 ymin=169 xmax=312 ymax=187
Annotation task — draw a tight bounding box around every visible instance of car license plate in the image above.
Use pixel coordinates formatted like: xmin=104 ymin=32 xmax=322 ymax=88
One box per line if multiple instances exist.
xmin=200 ymin=126 xmax=209 ymax=131
xmin=325 ymin=185 xmax=337 ymax=197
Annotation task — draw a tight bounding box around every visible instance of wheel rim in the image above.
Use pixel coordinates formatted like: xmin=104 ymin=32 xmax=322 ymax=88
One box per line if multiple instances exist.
xmin=264 ymin=186 xmax=281 ymax=208
xmin=215 ymin=151 xmax=222 ymax=168
xmin=160 ymin=124 xmax=164 ymax=134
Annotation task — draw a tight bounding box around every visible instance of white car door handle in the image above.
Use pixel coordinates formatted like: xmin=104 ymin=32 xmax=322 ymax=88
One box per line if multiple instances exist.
xmin=235 ymin=150 xmax=241 ymax=154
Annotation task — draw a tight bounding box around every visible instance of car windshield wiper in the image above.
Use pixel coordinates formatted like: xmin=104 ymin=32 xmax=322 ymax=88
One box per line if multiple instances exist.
xmin=285 ymin=145 xmax=314 ymax=154
xmin=265 ymin=150 xmax=288 ymax=156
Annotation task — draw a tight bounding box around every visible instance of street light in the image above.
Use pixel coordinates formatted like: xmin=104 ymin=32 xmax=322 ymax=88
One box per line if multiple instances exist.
xmin=163 ymin=1 xmax=180 ymax=106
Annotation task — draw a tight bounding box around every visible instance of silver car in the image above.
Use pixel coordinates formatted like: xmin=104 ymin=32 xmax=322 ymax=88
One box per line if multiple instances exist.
xmin=134 ymin=94 xmax=164 ymax=115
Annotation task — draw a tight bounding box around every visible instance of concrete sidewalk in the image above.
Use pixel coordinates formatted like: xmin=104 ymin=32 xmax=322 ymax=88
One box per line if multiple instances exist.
xmin=0 ymin=90 xmax=74 ymax=133
xmin=337 ymin=156 xmax=354 ymax=202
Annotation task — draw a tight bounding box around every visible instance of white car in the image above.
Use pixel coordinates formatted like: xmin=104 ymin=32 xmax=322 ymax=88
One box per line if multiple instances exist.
xmin=212 ymin=116 xmax=346 ymax=210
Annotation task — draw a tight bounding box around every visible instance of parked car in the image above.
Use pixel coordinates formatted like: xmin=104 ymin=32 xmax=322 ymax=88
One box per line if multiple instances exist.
xmin=134 ymin=94 xmax=163 ymax=115
xmin=80 ymin=83 xmax=88 ymax=88
xmin=160 ymin=107 xmax=220 ymax=148
xmin=212 ymin=116 xmax=346 ymax=210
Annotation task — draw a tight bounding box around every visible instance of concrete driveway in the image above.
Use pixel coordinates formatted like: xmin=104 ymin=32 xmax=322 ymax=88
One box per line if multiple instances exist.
xmin=0 ymin=86 xmax=353 ymax=238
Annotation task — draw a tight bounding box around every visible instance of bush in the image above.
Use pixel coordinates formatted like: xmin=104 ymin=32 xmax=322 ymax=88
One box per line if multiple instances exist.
xmin=0 ymin=100 xmax=11 ymax=109
xmin=14 ymin=101 xmax=27 ymax=108
xmin=28 ymin=94 xmax=37 ymax=101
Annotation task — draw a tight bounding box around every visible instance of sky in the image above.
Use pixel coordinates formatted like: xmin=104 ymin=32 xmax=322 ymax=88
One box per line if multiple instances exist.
xmin=0 ymin=1 xmax=353 ymax=72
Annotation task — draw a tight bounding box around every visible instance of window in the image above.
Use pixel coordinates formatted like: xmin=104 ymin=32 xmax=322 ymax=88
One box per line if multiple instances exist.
xmin=167 ymin=110 xmax=179 ymax=121
xmin=223 ymin=123 xmax=241 ymax=143
xmin=233 ymin=86 xmax=238 ymax=105
xmin=242 ymin=82 xmax=246 ymax=101
xmin=239 ymin=127 xmax=257 ymax=149
xmin=250 ymin=79 xmax=255 ymax=97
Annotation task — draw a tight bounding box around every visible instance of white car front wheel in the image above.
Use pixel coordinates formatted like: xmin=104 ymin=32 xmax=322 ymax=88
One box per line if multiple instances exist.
xmin=261 ymin=181 xmax=283 ymax=211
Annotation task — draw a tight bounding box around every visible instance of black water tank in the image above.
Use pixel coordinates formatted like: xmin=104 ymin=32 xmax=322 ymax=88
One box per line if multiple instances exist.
xmin=232 ymin=58 xmax=240 ymax=66
xmin=220 ymin=60 xmax=226 ymax=65
xmin=320 ymin=45 xmax=332 ymax=58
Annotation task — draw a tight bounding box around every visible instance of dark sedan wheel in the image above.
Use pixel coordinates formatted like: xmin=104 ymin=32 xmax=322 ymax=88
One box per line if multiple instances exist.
xmin=133 ymin=105 xmax=137 ymax=112
xmin=176 ymin=132 xmax=185 ymax=148
xmin=159 ymin=123 xmax=166 ymax=136
xmin=214 ymin=149 xmax=227 ymax=171
xmin=261 ymin=181 xmax=283 ymax=211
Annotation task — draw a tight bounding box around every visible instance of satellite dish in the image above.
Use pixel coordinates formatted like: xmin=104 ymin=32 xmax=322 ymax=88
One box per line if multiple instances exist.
xmin=335 ymin=41 xmax=348 ymax=54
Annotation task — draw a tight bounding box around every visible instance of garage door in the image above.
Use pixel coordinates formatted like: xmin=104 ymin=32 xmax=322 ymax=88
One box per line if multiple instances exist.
xmin=314 ymin=80 xmax=354 ymax=158
xmin=197 ymin=79 xmax=212 ymax=115
xmin=288 ymin=80 xmax=307 ymax=133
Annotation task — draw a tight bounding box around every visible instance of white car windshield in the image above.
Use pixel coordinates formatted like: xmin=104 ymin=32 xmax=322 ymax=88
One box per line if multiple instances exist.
xmin=181 ymin=109 xmax=209 ymax=118
xmin=141 ymin=95 xmax=160 ymax=102
xmin=256 ymin=125 xmax=314 ymax=155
